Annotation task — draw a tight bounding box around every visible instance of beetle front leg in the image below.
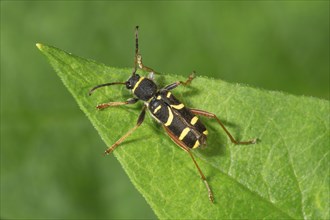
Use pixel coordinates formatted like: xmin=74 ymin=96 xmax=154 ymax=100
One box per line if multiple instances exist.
xmin=134 ymin=26 xmax=158 ymax=76
xmin=96 ymin=98 xmax=139 ymax=110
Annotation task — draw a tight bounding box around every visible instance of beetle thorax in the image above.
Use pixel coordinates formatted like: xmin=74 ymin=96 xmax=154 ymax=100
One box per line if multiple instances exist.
xmin=126 ymin=74 xmax=157 ymax=101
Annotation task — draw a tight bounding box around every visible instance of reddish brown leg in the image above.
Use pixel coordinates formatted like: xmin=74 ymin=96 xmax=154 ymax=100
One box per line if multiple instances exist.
xmin=163 ymin=72 xmax=196 ymax=91
xmin=96 ymin=98 xmax=138 ymax=110
xmin=134 ymin=26 xmax=158 ymax=76
xmin=136 ymin=54 xmax=158 ymax=74
xmin=104 ymin=106 xmax=146 ymax=155
xmin=190 ymin=109 xmax=257 ymax=145
xmin=163 ymin=126 xmax=214 ymax=203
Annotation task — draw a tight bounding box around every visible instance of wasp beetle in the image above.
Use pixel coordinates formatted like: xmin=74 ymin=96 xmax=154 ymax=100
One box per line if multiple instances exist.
xmin=89 ymin=26 xmax=257 ymax=203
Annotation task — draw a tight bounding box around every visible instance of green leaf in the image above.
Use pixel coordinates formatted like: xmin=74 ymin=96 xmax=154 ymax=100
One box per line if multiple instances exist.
xmin=37 ymin=43 xmax=329 ymax=219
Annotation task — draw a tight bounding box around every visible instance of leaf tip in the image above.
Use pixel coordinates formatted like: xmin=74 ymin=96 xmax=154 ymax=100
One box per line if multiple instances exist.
xmin=36 ymin=43 xmax=43 ymax=51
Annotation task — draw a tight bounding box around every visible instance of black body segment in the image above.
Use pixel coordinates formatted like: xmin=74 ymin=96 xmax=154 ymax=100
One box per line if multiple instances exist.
xmin=160 ymin=90 xmax=208 ymax=143
xmin=148 ymin=98 xmax=169 ymax=124
xmin=159 ymin=90 xmax=207 ymax=133
xmin=149 ymin=90 xmax=208 ymax=149
xmin=132 ymin=77 xmax=157 ymax=101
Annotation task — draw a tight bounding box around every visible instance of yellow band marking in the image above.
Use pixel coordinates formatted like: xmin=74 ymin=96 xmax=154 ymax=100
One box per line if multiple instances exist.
xmin=193 ymin=140 xmax=200 ymax=149
xmin=164 ymin=107 xmax=173 ymax=126
xmin=157 ymin=95 xmax=162 ymax=100
xmin=170 ymin=103 xmax=184 ymax=110
xmin=179 ymin=127 xmax=190 ymax=140
xmin=203 ymin=130 xmax=208 ymax=135
xmin=153 ymin=105 xmax=162 ymax=114
xmin=190 ymin=116 xmax=198 ymax=125
xmin=132 ymin=77 xmax=144 ymax=93
xmin=166 ymin=92 xmax=171 ymax=98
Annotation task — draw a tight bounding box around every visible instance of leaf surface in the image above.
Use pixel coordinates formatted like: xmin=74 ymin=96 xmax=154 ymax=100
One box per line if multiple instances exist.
xmin=37 ymin=44 xmax=329 ymax=219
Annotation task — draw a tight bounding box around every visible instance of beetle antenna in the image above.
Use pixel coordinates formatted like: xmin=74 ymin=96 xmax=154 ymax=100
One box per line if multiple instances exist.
xmin=135 ymin=26 xmax=139 ymax=57
xmin=88 ymin=82 xmax=126 ymax=96
xmin=133 ymin=25 xmax=140 ymax=76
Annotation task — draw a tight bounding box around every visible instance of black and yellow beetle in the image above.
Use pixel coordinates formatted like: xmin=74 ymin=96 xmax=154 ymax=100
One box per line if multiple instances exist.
xmin=89 ymin=26 xmax=257 ymax=203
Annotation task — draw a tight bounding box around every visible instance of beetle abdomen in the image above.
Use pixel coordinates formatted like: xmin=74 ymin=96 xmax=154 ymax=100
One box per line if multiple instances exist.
xmin=149 ymin=95 xmax=207 ymax=149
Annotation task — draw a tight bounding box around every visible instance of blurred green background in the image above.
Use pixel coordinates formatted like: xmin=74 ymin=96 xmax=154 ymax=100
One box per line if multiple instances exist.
xmin=1 ymin=1 xmax=329 ymax=219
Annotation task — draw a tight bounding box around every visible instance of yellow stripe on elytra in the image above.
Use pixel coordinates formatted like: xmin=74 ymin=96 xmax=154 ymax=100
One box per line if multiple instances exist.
xmin=190 ymin=116 xmax=198 ymax=125
xmin=179 ymin=127 xmax=190 ymax=140
xmin=170 ymin=103 xmax=184 ymax=110
xmin=164 ymin=107 xmax=173 ymax=126
xmin=203 ymin=130 xmax=208 ymax=135
xmin=193 ymin=140 xmax=200 ymax=149
xmin=166 ymin=92 xmax=171 ymax=98
xmin=132 ymin=77 xmax=144 ymax=93
xmin=153 ymin=105 xmax=162 ymax=114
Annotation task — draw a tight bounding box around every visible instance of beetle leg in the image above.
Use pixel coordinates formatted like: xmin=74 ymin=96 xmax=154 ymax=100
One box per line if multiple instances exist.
xmin=134 ymin=26 xmax=158 ymax=76
xmin=163 ymin=125 xmax=214 ymax=203
xmin=190 ymin=109 xmax=257 ymax=145
xmin=163 ymin=72 xmax=195 ymax=91
xmin=104 ymin=106 xmax=146 ymax=155
xmin=96 ymin=98 xmax=139 ymax=110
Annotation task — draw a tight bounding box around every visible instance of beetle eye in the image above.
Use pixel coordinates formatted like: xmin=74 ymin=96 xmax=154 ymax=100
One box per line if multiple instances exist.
xmin=126 ymin=81 xmax=132 ymax=89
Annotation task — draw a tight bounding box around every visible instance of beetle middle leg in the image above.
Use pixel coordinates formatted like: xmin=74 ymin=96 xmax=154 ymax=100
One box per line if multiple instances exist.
xmin=104 ymin=106 xmax=146 ymax=155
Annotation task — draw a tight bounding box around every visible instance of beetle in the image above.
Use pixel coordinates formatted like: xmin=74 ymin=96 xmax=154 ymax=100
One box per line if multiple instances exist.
xmin=89 ymin=26 xmax=257 ymax=203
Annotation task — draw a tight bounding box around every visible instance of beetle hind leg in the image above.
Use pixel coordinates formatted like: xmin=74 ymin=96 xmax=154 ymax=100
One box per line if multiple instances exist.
xmin=163 ymin=126 xmax=215 ymax=203
xmin=190 ymin=109 xmax=257 ymax=145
